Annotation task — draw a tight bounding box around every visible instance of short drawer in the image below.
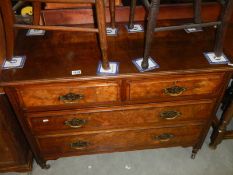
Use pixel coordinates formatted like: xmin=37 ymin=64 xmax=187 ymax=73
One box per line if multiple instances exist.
xmin=27 ymin=100 xmax=214 ymax=135
xmin=16 ymin=80 xmax=121 ymax=110
xmin=37 ymin=125 xmax=203 ymax=157
xmin=126 ymin=73 xmax=224 ymax=102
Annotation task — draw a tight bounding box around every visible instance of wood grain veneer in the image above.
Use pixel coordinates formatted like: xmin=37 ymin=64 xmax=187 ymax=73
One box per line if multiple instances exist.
xmin=37 ymin=124 xmax=203 ymax=159
xmin=17 ymin=80 xmax=121 ymax=109
xmin=27 ymin=99 xmax=215 ymax=135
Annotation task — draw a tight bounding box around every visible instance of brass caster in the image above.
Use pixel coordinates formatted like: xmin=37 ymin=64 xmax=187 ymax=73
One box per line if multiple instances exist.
xmin=41 ymin=163 xmax=50 ymax=169
xmin=191 ymin=153 xmax=196 ymax=159
xmin=44 ymin=164 xmax=50 ymax=169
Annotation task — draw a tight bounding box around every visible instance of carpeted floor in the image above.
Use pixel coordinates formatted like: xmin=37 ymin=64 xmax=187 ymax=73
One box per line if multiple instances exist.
xmin=1 ymin=128 xmax=233 ymax=175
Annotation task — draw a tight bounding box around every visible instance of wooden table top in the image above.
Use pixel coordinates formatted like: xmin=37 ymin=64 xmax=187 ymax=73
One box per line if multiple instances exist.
xmin=1 ymin=20 xmax=233 ymax=86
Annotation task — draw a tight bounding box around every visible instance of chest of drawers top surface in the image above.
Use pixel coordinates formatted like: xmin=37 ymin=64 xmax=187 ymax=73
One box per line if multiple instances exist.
xmin=0 ymin=22 xmax=233 ymax=86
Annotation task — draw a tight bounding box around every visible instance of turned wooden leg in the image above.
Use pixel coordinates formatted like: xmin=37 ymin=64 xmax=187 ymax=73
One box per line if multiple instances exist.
xmin=96 ymin=0 xmax=110 ymax=70
xmin=128 ymin=0 xmax=136 ymax=29
xmin=41 ymin=163 xmax=50 ymax=169
xmin=142 ymin=0 xmax=160 ymax=69
xmin=0 ymin=0 xmax=15 ymax=60
xmin=194 ymin=0 xmax=202 ymax=24
xmin=214 ymin=0 xmax=233 ymax=57
xmin=193 ymin=0 xmax=202 ymax=31
xmin=109 ymin=0 xmax=116 ymax=28
xmin=209 ymin=100 xmax=233 ymax=149
xmin=37 ymin=160 xmax=50 ymax=169
xmin=221 ymin=81 xmax=233 ymax=112
xmin=33 ymin=2 xmax=42 ymax=25
xmin=0 ymin=11 xmax=6 ymax=63
xmin=191 ymin=148 xmax=199 ymax=159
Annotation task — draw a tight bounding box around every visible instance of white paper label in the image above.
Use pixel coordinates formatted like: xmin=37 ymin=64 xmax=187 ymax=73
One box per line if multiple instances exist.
xmin=71 ymin=70 xmax=82 ymax=75
xmin=106 ymin=27 xmax=118 ymax=36
xmin=99 ymin=63 xmax=117 ymax=74
xmin=42 ymin=119 xmax=49 ymax=123
xmin=26 ymin=29 xmax=45 ymax=36
xmin=206 ymin=53 xmax=228 ymax=63
xmin=127 ymin=24 xmax=144 ymax=33
xmin=184 ymin=27 xmax=203 ymax=33
xmin=2 ymin=56 xmax=26 ymax=69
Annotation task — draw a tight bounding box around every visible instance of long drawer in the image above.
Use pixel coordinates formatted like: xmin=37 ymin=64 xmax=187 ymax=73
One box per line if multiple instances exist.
xmin=37 ymin=125 xmax=203 ymax=158
xmin=27 ymin=100 xmax=214 ymax=135
xmin=126 ymin=73 xmax=224 ymax=103
xmin=16 ymin=80 xmax=121 ymax=110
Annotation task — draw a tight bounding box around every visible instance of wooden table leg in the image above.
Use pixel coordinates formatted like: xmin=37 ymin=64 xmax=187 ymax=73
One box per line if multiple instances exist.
xmin=209 ymin=100 xmax=233 ymax=149
xmin=142 ymin=0 xmax=160 ymax=69
xmin=33 ymin=2 xmax=42 ymax=25
xmin=109 ymin=0 xmax=116 ymax=28
xmin=194 ymin=0 xmax=202 ymax=24
xmin=96 ymin=0 xmax=110 ymax=70
xmin=214 ymin=0 xmax=233 ymax=57
xmin=0 ymin=0 xmax=15 ymax=61
xmin=0 ymin=11 xmax=6 ymax=64
xmin=128 ymin=0 xmax=136 ymax=29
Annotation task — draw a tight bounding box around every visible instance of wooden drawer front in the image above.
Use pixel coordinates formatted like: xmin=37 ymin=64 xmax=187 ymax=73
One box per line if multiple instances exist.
xmin=38 ymin=125 xmax=203 ymax=156
xmin=28 ymin=100 xmax=213 ymax=135
xmin=17 ymin=81 xmax=120 ymax=109
xmin=127 ymin=73 xmax=223 ymax=102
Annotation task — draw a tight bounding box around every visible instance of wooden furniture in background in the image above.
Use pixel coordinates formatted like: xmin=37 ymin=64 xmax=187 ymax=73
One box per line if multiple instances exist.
xmin=42 ymin=2 xmax=223 ymax=25
xmin=0 ymin=0 xmax=111 ymax=70
xmin=1 ymin=19 xmax=233 ymax=169
xmin=0 ymin=94 xmax=32 ymax=173
xmin=209 ymin=82 xmax=233 ymax=149
xmin=44 ymin=0 xmax=121 ymax=28
xmin=32 ymin=0 xmax=117 ymax=28
xmin=127 ymin=0 xmax=233 ymax=69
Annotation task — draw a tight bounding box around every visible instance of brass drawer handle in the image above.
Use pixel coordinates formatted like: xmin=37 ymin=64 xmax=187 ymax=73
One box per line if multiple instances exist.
xmin=164 ymin=86 xmax=186 ymax=96
xmin=70 ymin=141 xmax=89 ymax=150
xmin=154 ymin=133 xmax=175 ymax=142
xmin=59 ymin=93 xmax=84 ymax=103
xmin=160 ymin=110 xmax=181 ymax=120
xmin=64 ymin=118 xmax=86 ymax=128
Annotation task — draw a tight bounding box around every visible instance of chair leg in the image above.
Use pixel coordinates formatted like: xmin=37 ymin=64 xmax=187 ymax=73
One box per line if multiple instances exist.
xmin=128 ymin=0 xmax=136 ymax=29
xmin=0 ymin=0 xmax=15 ymax=60
xmin=109 ymin=0 xmax=116 ymax=28
xmin=0 ymin=11 xmax=6 ymax=63
xmin=194 ymin=0 xmax=202 ymax=24
xmin=96 ymin=0 xmax=110 ymax=70
xmin=209 ymin=100 xmax=233 ymax=149
xmin=142 ymin=0 xmax=160 ymax=69
xmin=214 ymin=0 xmax=233 ymax=57
xmin=33 ymin=2 xmax=42 ymax=25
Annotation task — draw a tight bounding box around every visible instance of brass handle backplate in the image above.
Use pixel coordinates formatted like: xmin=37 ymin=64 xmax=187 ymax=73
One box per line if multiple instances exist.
xmin=160 ymin=110 xmax=181 ymax=120
xmin=64 ymin=118 xmax=86 ymax=128
xmin=164 ymin=86 xmax=186 ymax=96
xmin=59 ymin=93 xmax=84 ymax=103
xmin=154 ymin=133 xmax=175 ymax=142
xmin=70 ymin=141 xmax=89 ymax=149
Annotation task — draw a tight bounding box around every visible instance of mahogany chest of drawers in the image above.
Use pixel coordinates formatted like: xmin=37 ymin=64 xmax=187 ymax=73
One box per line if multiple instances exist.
xmin=3 ymin=71 xmax=232 ymax=168
xmin=1 ymin=24 xmax=233 ymax=168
